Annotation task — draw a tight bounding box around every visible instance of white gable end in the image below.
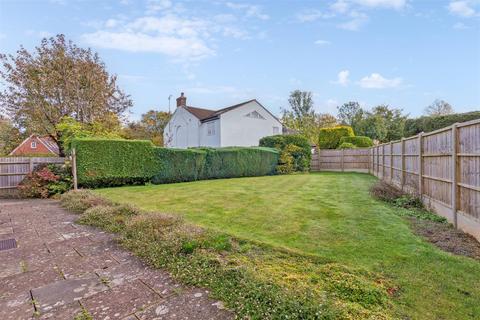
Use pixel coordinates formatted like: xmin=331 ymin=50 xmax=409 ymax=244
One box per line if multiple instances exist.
xmin=219 ymin=101 xmax=282 ymax=147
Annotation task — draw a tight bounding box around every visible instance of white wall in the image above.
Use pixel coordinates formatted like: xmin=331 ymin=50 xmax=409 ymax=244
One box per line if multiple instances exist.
xmin=220 ymin=101 xmax=282 ymax=147
xmin=163 ymin=107 xmax=201 ymax=148
xmin=199 ymin=119 xmax=221 ymax=147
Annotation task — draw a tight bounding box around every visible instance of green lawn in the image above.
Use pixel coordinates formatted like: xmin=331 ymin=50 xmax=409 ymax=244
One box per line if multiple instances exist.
xmin=96 ymin=172 xmax=480 ymax=319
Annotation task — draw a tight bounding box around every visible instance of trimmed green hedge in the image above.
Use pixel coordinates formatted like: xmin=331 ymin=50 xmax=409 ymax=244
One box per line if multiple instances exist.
xmin=318 ymin=126 xmax=354 ymax=149
xmin=339 ymin=136 xmax=373 ymax=148
xmin=152 ymin=148 xmax=207 ymax=184
xmin=338 ymin=142 xmax=356 ymax=149
xmin=72 ymin=139 xmax=158 ymax=188
xmin=404 ymin=111 xmax=480 ymax=137
xmin=259 ymin=134 xmax=311 ymax=171
xmin=72 ymin=139 xmax=279 ymax=187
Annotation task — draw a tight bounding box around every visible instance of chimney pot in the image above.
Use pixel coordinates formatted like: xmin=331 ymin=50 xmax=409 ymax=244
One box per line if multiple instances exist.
xmin=176 ymin=92 xmax=187 ymax=107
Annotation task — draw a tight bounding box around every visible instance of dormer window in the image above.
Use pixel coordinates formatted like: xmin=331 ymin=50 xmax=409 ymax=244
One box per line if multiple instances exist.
xmin=31 ymin=141 xmax=37 ymax=149
xmin=245 ymin=110 xmax=265 ymax=120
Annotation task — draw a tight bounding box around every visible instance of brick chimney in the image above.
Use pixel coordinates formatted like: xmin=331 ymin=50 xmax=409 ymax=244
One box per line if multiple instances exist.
xmin=176 ymin=92 xmax=187 ymax=107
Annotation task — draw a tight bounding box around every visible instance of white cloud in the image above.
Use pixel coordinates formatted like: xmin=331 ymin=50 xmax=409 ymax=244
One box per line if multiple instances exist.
xmin=296 ymin=9 xmax=333 ymax=22
xmin=353 ymin=0 xmax=407 ymax=9
xmin=82 ymin=8 xmax=258 ymax=61
xmin=338 ymin=11 xmax=369 ymax=31
xmin=82 ymin=31 xmax=214 ymax=60
xmin=448 ymin=1 xmax=477 ymax=17
xmin=146 ymin=0 xmax=172 ymax=13
xmin=333 ymin=70 xmax=350 ymax=86
xmin=331 ymin=1 xmax=349 ymax=13
xmin=314 ymin=39 xmax=331 ymax=46
xmin=25 ymin=30 xmax=53 ymax=38
xmin=358 ymin=73 xmax=402 ymax=89
xmin=226 ymin=2 xmax=269 ymax=20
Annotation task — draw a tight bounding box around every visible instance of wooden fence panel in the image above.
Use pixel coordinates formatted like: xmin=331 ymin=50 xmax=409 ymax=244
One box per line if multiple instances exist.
xmin=0 ymin=157 xmax=65 ymax=196
xmin=310 ymin=118 xmax=480 ymax=240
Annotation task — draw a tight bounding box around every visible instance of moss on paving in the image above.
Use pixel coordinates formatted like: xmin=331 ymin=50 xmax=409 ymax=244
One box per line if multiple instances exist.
xmin=95 ymin=172 xmax=480 ymax=319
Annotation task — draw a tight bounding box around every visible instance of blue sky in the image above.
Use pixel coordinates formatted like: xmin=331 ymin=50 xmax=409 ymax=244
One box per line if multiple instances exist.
xmin=1 ymin=0 xmax=479 ymax=120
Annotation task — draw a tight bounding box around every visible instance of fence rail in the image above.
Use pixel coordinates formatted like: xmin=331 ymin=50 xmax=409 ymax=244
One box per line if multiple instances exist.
xmin=311 ymin=118 xmax=480 ymax=241
xmin=0 ymin=157 xmax=66 ymax=196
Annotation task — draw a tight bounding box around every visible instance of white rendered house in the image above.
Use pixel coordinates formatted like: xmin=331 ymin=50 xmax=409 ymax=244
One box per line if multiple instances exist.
xmin=163 ymin=93 xmax=283 ymax=148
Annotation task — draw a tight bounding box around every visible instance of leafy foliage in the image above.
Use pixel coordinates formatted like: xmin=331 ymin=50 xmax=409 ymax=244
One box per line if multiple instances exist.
xmin=72 ymin=138 xmax=278 ymax=187
xmin=404 ymin=111 xmax=480 ymax=137
xmin=0 ymin=116 xmax=24 ymax=155
xmin=122 ymin=110 xmax=171 ymax=146
xmin=0 ymin=34 xmax=132 ymax=156
xmin=259 ymin=134 xmax=311 ymax=171
xmin=276 ymin=144 xmax=298 ymax=174
xmin=152 ymin=147 xmax=279 ymax=184
xmin=72 ymin=138 xmax=158 ymax=188
xmin=18 ymin=163 xmax=72 ymax=198
xmin=338 ymin=142 xmax=356 ymax=149
xmin=339 ymin=136 xmax=373 ymax=148
xmin=318 ymin=126 xmax=354 ymax=149
xmin=56 ymin=116 xmax=122 ymax=154
xmin=282 ymin=90 xmax=337 ymax=144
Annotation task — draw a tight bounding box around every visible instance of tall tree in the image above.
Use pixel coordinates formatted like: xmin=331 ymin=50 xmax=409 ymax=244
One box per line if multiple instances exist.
xmin=122 ymin=110 xmax=171 ymax=146
xmin=355 ymin=105 xmax=407 ymax=142
xmin=424 ymin=99 xmax=454 ymax=116
xmin=337 ymin=101 xmax=364 ymax=130
xmin=0 ymin=34 xmax=132 ymax=155
xmin=282 ymin=90 xmax=316 ymax=143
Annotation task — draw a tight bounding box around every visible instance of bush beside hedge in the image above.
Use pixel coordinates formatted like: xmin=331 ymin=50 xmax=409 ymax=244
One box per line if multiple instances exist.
xmin=339 ymin=136 xmax=373 ymax=148
xmin=318 ymin=126 xmax=354 ymax=149
xmin=259 ymin=134 xmax=311 ymax=171
xmin=73 ymin=139 xmax=279 ymax=187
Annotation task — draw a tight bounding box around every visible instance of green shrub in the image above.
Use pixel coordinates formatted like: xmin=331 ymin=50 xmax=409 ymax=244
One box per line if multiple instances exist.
xmin=339 ymin=136 xmax=373 ymax=148
xmin=259 ymin=134 xmax=311 ymax=171
xmin=202 ymin=147 xmax=279 ymax=179
xmin=73 ymin=139 xmax=279 ymax=187
xmin=71 ymin=138 xmax=159 ymax=188
xmin=338 ymin=142 xmax=357 ymax=149
xmin=404 ymin=111 xmax=480 ymax=137
xmin=276 ymin=144 xmax=306 ymax=174
xmin=152 ymin=147 xmax=278 ymax=184
xmin=152 ymin=148 xmax=207 ymax=184
xmin=318 ymin=126 xmax=354 ymax=149
xmin=18 ymin=164 xmax=72 ymax=198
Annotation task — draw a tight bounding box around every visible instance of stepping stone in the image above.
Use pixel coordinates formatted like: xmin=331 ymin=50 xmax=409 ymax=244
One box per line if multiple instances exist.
xmin=0 ymin=291 xmax=34 ymax=320
xmin=31 ymin=276 xmax=108 ymax=313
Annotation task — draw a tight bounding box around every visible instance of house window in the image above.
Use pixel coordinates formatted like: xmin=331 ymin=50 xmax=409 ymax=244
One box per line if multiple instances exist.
xmin=31 ymin=141 xmax=37 ymax=149
xmin=207 ymin=122 xmax=215 ymax=136
xmin=273 ymin=126 xmax=279 ymax=135
xmin=245 ymin=111 xmax=265 ymax=120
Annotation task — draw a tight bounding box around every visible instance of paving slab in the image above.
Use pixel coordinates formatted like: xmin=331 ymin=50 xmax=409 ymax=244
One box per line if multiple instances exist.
xmin=31 ymin=276 xmax=109 ymax=313
xmin=0 ymin=199 xmax=233 ymax=319
xmin=136 ymin=288 xmax=233 ymax=320
xmin=82 ymin=279 xmax=160 ymax=319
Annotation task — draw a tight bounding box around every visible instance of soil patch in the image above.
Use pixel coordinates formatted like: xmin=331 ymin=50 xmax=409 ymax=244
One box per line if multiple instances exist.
xmin=408 ymin=217 xmax=480 ymax=260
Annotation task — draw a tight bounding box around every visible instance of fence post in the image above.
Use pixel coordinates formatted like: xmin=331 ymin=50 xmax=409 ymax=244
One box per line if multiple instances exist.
xmin=390 ymin=142 xmax=393 ymax=183
xmin=418 ymin=133 xmax=423 ymax=198
xmin=401 ymin=138 xmax=405 ymax=191
xmin=317 ymin=147 xmax=321 ymax=172
xmin=341 ymin=149 xmax=345 ymax=172
xmin=72 ymin=148 xmax=78 ymax=191
xmin=451 ymin=124 xmax=458 ymax=229
xmin=382 ymin=144 xmax=385 ymax=179
xmin=29 ymin=158 xmax=34 ymax=173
